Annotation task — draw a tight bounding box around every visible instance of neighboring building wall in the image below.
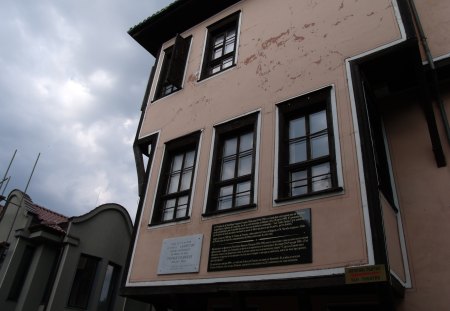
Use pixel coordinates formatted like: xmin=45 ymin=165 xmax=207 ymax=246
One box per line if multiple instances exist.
xmin=0 ymin=191 xmax=65 ymax=311
xmin=47 ymin=204 xmax=134 ymax=311
xmin=0 ymin=190 xmax=150 ymax=311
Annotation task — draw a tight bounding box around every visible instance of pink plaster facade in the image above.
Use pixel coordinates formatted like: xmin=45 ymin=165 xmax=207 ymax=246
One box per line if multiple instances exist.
xmin=131 ymin=0 xmax=401 ymax=282
xmin=125 ymin=0 xmax=450 ymax=309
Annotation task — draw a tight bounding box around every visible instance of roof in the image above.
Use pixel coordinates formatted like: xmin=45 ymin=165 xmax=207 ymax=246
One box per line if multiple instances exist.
xmin=128 ymin=0 xmax=242 ymax=56
xmin=23 ymin=194 xmax=69 ymax=234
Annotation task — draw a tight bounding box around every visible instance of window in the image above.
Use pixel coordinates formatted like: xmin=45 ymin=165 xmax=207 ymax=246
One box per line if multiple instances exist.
xmin=201 ymin=12 xmax=240 ymax=79
xmin=277 ymin=87 xmax=339 ymax=201
xmin=8 ymin=245 xmax=35 ymax=301
xmin=154 ymin=35 xmax=191 ymax=100
xmin=98 ymin=263 xmax=120 ymax=311
xmin=206 ymin=113 xmax=259 ymax=215
xmin=151 ymin=131 xmax=201 ymax=224
xmin=67 ymin=254 xmax=99 ymax=309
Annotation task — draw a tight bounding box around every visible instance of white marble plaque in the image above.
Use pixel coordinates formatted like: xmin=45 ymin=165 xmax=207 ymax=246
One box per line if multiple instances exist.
xmin=157 ymin=234 xmax=203 ymax=275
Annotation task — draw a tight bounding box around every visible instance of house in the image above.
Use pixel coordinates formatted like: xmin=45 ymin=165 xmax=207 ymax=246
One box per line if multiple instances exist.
xmin=0 ymin=189 xmax=150 ymax=311
xmin=122 ymin=0 xmax=450 ymax=310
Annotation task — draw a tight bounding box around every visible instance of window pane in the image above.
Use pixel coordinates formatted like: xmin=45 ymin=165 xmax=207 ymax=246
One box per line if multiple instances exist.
xmin=171 ymin=154 xmax=183 ymax=172
xmin=221 ymin=158 xmax=236 ymax=181
xmin=218 ymin=185 xmax=233 ymax=210
xmin=225 ymin=42 xmax=235 ymax=54
xmin=214 ymin=35 xmax=224 ymax=48
xmin=235 ymin=181 xmax=251 ymax=206
xmin=98 ymin=264 xmax=119 ymax=311
xmin=222 ymin=57 xmax=234 ymax=69
xmin=310 ymin=110 xmax=327 ymax=133
xmin=223 ymin=137 xmax=237 ymax=156
xmin=226 ymin=29 xmax=236 ymax=40
xmin=289 ymin=140 xmax=306 ymax=164
xmin=176 ymin=196 xmax=189 ymax=218
xmin=289 ymin=117 xmax=305 ymax=139
xmin=176 ymin=206 xmax=187 ymax=218
xmin=290 ymin=170 xmax=307 ymax=196
xmin=163 ymin=199 xmax=176 ymax=221
xmin=184 ymin=150 xmax=195 ymax=168
xmin=180 ymin=169 xmax=193 ymax=191
xmin=213 ymin=48 xmax=223 ymax=60
xmin=239 ymin=132 xmax=253 ymax=152
xmin=312 ymin=163 xmax=331 ymax=192
xmin=162 ymin=84 xmax=177 ymax=96
xmin=238 ymin=154 xmax=252 ymax=177
xmin=68 ymin=255 xmax=98 ymax=309
xmin=211 ymin=65 xmax=221 ymax=74
xmin=311 ymin=133 xmax=329 ymax=158
xmin=167 ymin=172 xmax=180 ymax=193
xmin=99 ymin=265 xmax=114 ymax=304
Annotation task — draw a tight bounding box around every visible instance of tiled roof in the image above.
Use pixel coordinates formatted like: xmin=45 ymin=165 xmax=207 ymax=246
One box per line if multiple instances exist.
xmin=23 ymin=195 xmax=69 ymax=233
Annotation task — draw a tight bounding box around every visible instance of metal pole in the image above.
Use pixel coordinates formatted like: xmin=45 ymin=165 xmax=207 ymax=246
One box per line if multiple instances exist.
xmin=24 ymin=153 xmax=40 ymax=195
xmin=18 ymin=153 xmax=41 ymax=209
xmin=1 ymin=176 xmax=11 ymax=197
xmin=0 ymin=149 xmax=17 ymax=192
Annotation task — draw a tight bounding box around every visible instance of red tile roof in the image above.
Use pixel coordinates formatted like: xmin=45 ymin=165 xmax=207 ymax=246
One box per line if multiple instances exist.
xmin=23 ymin=195 xmax=68 ymax=233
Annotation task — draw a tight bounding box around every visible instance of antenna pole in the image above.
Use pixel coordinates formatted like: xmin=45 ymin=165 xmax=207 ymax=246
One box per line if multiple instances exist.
xmin=17 ymin=153 xmax=41 ymax=210
xmin=1 ymin=177 xmax=11 ymax=197
xmin=24 ymin=153 xmax=40 ymax=195
xmin=0 ymin=149 xmax=17 ymax=192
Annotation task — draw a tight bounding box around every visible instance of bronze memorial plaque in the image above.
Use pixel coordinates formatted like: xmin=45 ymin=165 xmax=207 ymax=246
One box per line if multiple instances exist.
xmin=208 ymin=209 xmax=312 ymax=271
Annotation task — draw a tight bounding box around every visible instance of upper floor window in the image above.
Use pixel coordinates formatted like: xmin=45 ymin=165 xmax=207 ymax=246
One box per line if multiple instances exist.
xmin=7 ymin=245 xmax=35 ymax=301
xmin=201 ymin=11 xmax=240 ymax=79
xmin=68 ymin=254 xmax=99 ymax=309
xmin=154 ymin=35 xmax=191 ymax=100
xmin=151 ymin=131 xmax=201 ymax=225
xmin=98 ymin=263 xmax=120 ymax=311
xmin=276 ymin=87 xmax=340 ymax=201
xmin=205 ymin=112 xmax=259 ymax=215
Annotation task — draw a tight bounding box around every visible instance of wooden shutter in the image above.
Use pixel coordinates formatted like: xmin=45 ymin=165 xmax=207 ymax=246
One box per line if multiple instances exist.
xmin=166 ymin=34 xmax=190 ymax=88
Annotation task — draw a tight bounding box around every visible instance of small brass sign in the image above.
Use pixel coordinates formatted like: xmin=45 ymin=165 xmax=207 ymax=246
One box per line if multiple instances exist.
xmin=345 ymin=265 xmax=387 ymax=284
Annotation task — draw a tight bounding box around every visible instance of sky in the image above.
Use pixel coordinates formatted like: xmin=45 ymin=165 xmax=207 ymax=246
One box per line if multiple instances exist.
xmin=0 ymin=0 xmax=173 ymax=220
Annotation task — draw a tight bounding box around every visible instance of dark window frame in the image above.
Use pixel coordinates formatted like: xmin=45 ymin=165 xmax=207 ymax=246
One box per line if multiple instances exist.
xmin=67 ymin=254 xmax=100 ymax=309
xmin=154 ymin=35 xmax=191 ymax=100
xmin=98 ymin=262 xmax=121 ymax=311
xmin=200 ymin=11 xmax=240 ymax=80
xmin=150 ymin=131 xmax=201 ymax=225
xmin=205 ymin=112 xmax=259 ymax=216
xmin=7 ymin=244 xmax=35 ymax=301
xmin=276 ymin=86 xmax=341 ymax=202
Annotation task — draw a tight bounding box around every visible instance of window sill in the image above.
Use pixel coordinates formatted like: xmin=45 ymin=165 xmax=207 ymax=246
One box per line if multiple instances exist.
xmin=148 ymin=216 xmax=190 ymax=227
xmin=275 ymin=187 xmax=344 ymax=204
xmin=151 ymin=88 xmax=182 ymax=103
xmin=197 ymin=64 xmax=237 ymax=83
xmin=202 ymin=203 xmax=256 ymax=218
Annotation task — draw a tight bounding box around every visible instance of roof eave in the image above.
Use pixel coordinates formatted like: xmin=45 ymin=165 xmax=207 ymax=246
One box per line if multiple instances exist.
xmin=128 ymin=0 xmax=242 ymax=57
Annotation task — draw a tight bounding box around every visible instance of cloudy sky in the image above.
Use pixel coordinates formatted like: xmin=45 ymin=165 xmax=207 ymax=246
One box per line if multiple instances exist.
xmin=0 ymin=0 xmax=173 ymax=219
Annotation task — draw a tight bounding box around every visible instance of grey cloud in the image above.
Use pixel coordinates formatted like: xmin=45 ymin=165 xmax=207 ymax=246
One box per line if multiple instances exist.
xmin=0 ymin=0 xmax=174 ymax=219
